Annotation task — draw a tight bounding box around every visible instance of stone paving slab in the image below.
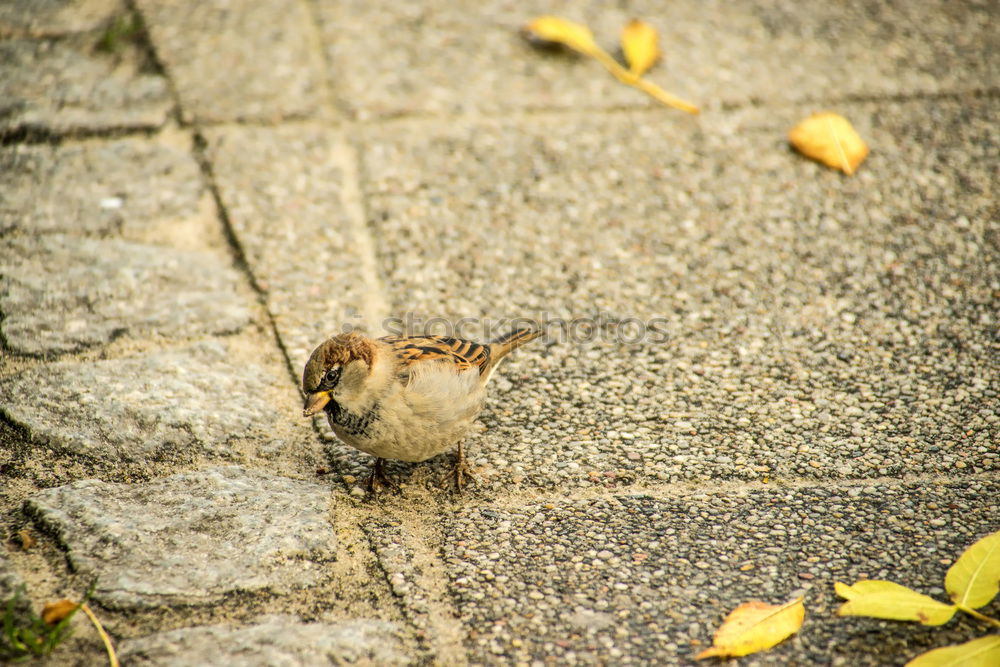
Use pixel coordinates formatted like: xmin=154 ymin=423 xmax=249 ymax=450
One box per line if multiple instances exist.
xmin=0 ymin=137 xmax=204 ymax=238
xmin=352 ymin=95 xmax=998 ymax=490
xmin=442 ymin=479 xmax=999 ymax=665
xmin=316 ymin=0 xmax=999 ymax=119
xmin=0 ymin=0 xmax=121 ymax=37
xmin=25 ymin=466 xmax=336 ymax=609
xmin=0 ymin=343 xmax=288 ymax=468
xmin=203 ymin=124 xmax=376 ymax=372
xmin=0 ymin=34 xmax=171 ymax=135
xmin=0 ymin=234 xmax=250 ymax=354
xmin=134 ymin=0 xmax=324 ymax=123
xmin=119 ymin=615 xmax=411 ymax=666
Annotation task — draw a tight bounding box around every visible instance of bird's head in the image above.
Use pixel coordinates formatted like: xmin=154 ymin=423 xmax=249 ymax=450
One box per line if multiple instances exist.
xmin=301 ymin=332 xmax=376 ymax=417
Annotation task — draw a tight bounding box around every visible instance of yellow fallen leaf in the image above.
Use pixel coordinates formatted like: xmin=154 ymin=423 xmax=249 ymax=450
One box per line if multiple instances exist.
xmin=788 ymin=112 xmax=869 ymax=175
xmin=41 ymin=599 xmax=79 ymax=625
xmin=905 ymin=635 xmax=1000 ymax=667
xmin=621 ymin=18 xmax=660 ymax=76
xmin=835 ymin=580 xmax=957 ymax=625
xmin=944 ymin=529 xmax=1000 ymax=610
xmin=522 ymin=16 xmax=600 ymax=57
xmin=18 ymin=529 xmax=36 ymax=550
xmin=696 ymin=597 xmax=804 ymax=659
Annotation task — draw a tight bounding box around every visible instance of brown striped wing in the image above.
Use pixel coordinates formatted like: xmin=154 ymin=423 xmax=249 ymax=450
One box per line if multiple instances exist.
xmin=380 ymin=335 xmax=492 ymax=376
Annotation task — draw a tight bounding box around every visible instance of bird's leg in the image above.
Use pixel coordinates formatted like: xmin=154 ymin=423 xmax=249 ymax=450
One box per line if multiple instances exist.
xmin=366 ymin=457 xmax=400 ymax=496
xmin=446 ymin=441 xmax=477 ymax=494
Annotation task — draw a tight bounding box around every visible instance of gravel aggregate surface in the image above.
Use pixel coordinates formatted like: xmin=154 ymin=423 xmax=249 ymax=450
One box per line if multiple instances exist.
xmin=355 ymin=97 xmax=998 ymax=490
xmin=444 ymin=480 xmax=999 ymax=665
xmin=316 ymin=0 xmax=999 ymax=119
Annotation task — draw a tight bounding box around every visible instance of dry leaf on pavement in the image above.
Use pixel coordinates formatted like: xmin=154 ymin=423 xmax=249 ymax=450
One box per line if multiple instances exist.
xmin=788 ymin=112 xmax=869 ymax=174
xmin=621 ymin=19 xmax=661 ymax=76
xmin=696 ymin=597 xmax=805 ymax=659
xmin=522 ymin=15 xmax=600 ymax=56
xmin=41 ymin=599 xmax=79 ymax=625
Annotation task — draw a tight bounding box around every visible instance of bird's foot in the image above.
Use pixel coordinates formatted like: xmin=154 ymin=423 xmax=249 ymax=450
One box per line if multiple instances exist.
xmin=443 ymin=445 xmax=477 ymax=494
xmin=366 ymin=458 xmax=400 ymax=497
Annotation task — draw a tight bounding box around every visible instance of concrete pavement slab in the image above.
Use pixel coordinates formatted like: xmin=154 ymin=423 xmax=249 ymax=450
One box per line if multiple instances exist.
xmin=119 ymin=615 xmax=411 ymax=666
xmin=354 ymin=96 xmax=998 ymax=490
xmin=0 ymin=235 xmax=250 ymax=354
xmin=25 ymin=466 xmax=336 ymax=609
xmin=0 ymin=34 xmax=170 ymax=135
xmin=135 ymin=0 xmax=324 ymax=123
xmin=315 ymin=0 xmax=998 ymax=119
xmin=443 ymin=479 xmax=999 ymax=665
xmin=0 ymin=137 xmax=204 ymax=240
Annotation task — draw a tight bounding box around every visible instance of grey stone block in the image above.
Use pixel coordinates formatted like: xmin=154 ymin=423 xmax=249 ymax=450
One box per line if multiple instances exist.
xmin=202 ymin=125 xmax=374 ymax=372
xmin=316 ymin=0 xmax=999 ymax=119
xmin=25 ymin=467 xmax=336 ymax=609
xmin=0 ymin=0 xmax=121 ymax=36
xmin=444 ymin=479 xmax=998 ymax=665
xmin=0 ymin=138 xmax=203 ymax=237
xmin=0 ymin=235 xmax=250 ymax=354
xmin=0 ymin=343 xmax=285 ymax=465
xmin=134 ymin=0 xmax=323 ymax=123
xmin=119 ymin=615 xmax=410 ymax=666
xmin=0 ymin=35 xmax=171 ymax=134
xmin=355 ymin=96 xmax=998 ymax=488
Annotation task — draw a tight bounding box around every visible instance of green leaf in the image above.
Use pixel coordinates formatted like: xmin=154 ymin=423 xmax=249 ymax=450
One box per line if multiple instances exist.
xmin=945 ymin=530 xmax=1000 ymax=609
xmin=835 ymin=580 xmax=957 ymax=625
xmin=905 ymin=635 xmax=1000 ymax=667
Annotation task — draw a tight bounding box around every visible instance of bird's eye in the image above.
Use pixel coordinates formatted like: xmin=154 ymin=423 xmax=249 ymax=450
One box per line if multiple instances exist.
xmin=324 ymin=367 xmax=341 ymax=385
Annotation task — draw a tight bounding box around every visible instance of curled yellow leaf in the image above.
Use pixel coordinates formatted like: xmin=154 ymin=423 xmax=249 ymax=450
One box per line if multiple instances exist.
xmin=696 ymin=597 xmax=804 ymax=659
xmin=944 ymin=529 xmax=1000 ymax=610
xmin=788 ymin=112 xmax=869 ymax=175
xmin=835 ymin=580 xmax=957 ymax=625
xmin=621 ymin=18 xmax=661 ymax=76
xmin=905 ymin=635 xmax=1000 ymax=667
xmin=522 ymin=16 xmax=599 ymax=56
xmin=41 ymin=599 xmax=79 ymax=625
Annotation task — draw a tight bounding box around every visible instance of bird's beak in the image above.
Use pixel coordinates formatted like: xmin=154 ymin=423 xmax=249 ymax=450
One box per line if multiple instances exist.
xmin=302 ymin=391 xmax=331 ymax=417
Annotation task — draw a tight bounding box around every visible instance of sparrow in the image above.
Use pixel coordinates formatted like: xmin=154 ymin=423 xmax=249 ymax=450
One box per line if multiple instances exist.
xmin=302 ymin=327 xmax=542 ymax=494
